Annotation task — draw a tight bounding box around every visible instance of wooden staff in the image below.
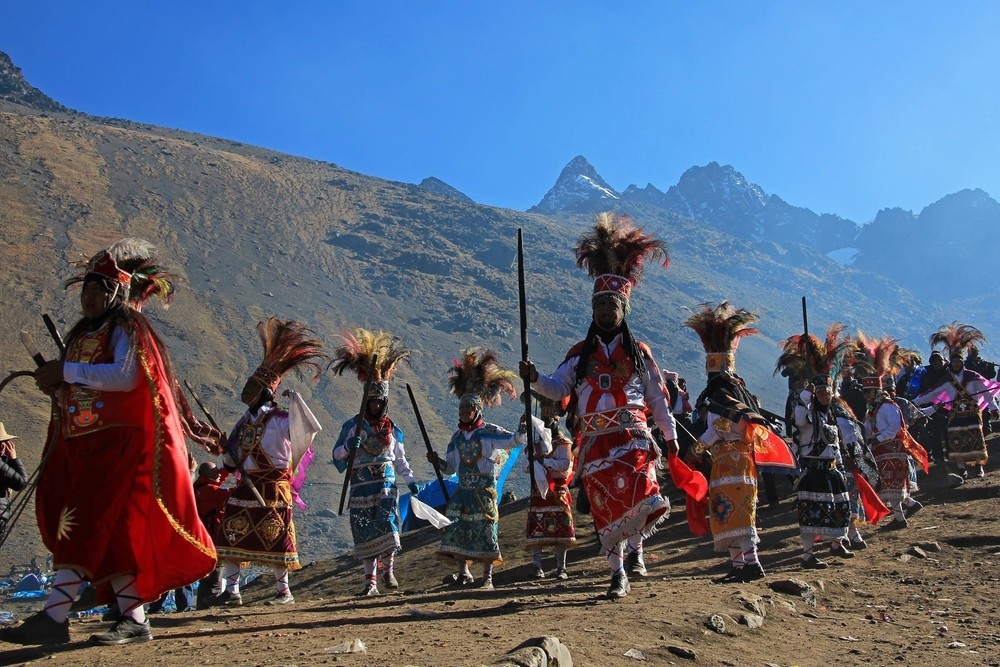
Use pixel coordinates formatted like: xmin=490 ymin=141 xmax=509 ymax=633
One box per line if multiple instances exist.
xmin=183 ymin=378 xmax=267 ymax=507
xmin=405 ymin=382 xmax=449 ymax=502
xmin=338 ymin=354 xmax=378 ymax=516
xmin=517 ymin=229 xmax=537 ymax=494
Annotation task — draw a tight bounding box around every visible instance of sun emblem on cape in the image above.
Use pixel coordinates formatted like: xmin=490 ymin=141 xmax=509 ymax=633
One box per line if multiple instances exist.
xmin=57 ymin=506 xmax=78 ymax=540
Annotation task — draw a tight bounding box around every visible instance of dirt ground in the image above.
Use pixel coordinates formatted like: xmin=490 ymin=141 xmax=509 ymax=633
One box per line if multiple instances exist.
xmin=1 ymin=448 xmax=999 ymax=667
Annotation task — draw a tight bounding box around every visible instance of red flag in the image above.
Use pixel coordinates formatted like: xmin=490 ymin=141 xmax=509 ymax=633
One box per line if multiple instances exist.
xmin=852 ymin=470 xmax=891 ymax=526
xmin=668 ymin=452 xmax=709 ymax=536
xmin=899 ymin=427 xmax=930 ymax=474
xmin=745 ymin=422 xmax=796 ymax=469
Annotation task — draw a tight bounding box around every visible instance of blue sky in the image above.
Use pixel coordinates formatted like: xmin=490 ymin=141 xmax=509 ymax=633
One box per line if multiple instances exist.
xmin=3 ymin=2 xmax=999 ymax=223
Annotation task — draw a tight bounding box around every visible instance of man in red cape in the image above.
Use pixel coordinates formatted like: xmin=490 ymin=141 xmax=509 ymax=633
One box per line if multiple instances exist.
xmin=1 ymin=239 xmax=219 ymax=647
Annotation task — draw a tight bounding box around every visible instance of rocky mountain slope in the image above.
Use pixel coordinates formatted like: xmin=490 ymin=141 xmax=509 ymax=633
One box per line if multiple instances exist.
xmin=0 ymin=50 xmax=989 ymax=571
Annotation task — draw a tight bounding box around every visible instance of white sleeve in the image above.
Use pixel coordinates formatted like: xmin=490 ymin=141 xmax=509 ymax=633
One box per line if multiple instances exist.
xmin=392 ymin=436 xmax=416 ymax=485
xmin=874 ymin=403 xmax=902 ymax=442
xmin=531 ymin=357 xmax=577 ymax=402
xmin=699 ymin=413 xmax=721 ymax=447
xmin=62 ymin=328 xmax=139 ymax=391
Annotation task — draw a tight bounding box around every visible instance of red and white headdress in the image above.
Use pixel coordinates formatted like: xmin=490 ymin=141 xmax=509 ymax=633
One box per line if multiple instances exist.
xmin=575 ymin=212 xmax=668 ymax=314
xmin=852 ymin=333 xmax=919 ymax=390
xmin=65 ymin=238 xmax=176 ymax=311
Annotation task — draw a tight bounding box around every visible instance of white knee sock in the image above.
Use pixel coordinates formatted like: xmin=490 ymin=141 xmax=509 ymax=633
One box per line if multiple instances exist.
xmin=272 ymin=567 xmax=290 ymax=596
xmin=44 ymin=569 xmax=83 ymax=623
xmin=223 ymin=561 xmax=241 ymax=595
xmin=110 ymin=574 xmax=145 ymax=623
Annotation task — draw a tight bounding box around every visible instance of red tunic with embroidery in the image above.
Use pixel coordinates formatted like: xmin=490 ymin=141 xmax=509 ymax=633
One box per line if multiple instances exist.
xmin=35 ymin=319 xmax=216 ymax=602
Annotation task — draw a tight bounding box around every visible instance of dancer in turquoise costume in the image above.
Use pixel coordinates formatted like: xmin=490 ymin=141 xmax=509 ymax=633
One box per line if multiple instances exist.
xmin=332 ymin=329 xmax=419 ymax=597
xmin=427 ymin=347 xmax=526 ymax=590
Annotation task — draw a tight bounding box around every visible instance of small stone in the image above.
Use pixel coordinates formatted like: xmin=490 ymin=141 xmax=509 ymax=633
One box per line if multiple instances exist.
xmin=909 ymin=546 xmax=929 ymax=559
xmin=738 ymin=613 xmax=764 ymax=629
xmin=947 ymin=641 xmax=968 ymax=649
xmin=665 ymin=645 xmax=697 ymax=660
xmin=897 ymin=554 xmax=913 ymax=563
xmin=623 ymin=647 xmax=647 ymax=660
xmin=706 ymin=614 xmax=726 ymax=634
xmin=917 ymin=541 xmax=942 ymax=552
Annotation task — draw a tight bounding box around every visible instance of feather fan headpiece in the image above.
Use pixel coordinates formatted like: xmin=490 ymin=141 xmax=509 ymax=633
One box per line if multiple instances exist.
xmin=851 ymin=333 xmax=916 ymax=389
xmin=929 ymin=322 xmax=986 ymax=360
xmin=448 ymin=347 xmax=518 ymax=410
xmin=774 ymin=323 xmax=852 ymax=389
xmin=575 ymin=212 xmax=668 ymax=313
xmin=683 ymin=301 xmax=759 ymax=375
xmin=330 ymin=328 xmax=411 ymax=399
xmin=250 ymin=317 xmax=328 ymax=392
xmin=65 ymin=238 xmax=176 ymax=311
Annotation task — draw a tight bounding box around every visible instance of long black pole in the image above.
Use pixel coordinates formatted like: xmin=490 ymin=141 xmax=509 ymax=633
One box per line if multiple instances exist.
xmin=405 ymin=383 xmax=449 ymax=502
xmin=43 ymin=314 xmax=66 ymax=358
xmin=801 ymin=296 xmax=809 ymax=338
xmin=339 ymin=355 xmax=379 ymax=516
xmin=517 ymin=229 xmax=537 ymax=494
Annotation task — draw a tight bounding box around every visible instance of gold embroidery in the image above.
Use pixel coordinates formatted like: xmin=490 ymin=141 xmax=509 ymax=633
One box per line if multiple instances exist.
xmin=223 ymin=510 xmax=253 ymax=545
xmin=57 ymin=506 xmax=77 ymax=540
xmin=257 ymin=511 xmax=286 ymax=548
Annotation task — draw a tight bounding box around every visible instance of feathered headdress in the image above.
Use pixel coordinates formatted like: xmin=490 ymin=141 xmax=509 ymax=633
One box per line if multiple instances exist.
xmin=329 ymin=328 xmax=411 ymax=399
xmin=448 ymin=347 xmax=518 ymax=410
xmin=65 ymin=238 xmax=176 ymax=311
xmin=774 ymin=323 xmax=852 ymax=389
xmin=851 ymin=333 xmax=916 ymax=389
xmin=683 ymin=301 xmax=759 ymax=375
xmin=929 ymin=322 xmax=986 ymax=360
xmin=250 ymin=317 xmax=328 ymax=392
xmin=575 ymin=212 xmax=668 ymax=313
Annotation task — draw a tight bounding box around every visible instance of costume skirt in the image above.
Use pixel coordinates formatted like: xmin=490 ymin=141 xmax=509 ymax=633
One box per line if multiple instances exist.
xmin=871 ymin=438 xmax=911 ymax=507
xmin=439 ymin=472 xmax=502 ymax=564
xmin=349 ymin=462 xmax=402 ymax=559
xmin=578 ymin=429 xmax=668 ymax=553
xmin=947 ymin=408 xmax=989 ymax=465
xmin=217 ymin=468 xmax=300 ymax=570
xmin=796 ymin=457 xmax=850 ymax=540
xmin=36 ymin=427 xmax=144 ymax=584
xmin=708 ymin=439 xmax=758 ymax=552
xmin=525 ymin=478 xmax=576 ymax=549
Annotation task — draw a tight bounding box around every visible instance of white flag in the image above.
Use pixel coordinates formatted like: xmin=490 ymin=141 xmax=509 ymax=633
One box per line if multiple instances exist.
xmin=409 ymin=496 xmax=452 ymax=529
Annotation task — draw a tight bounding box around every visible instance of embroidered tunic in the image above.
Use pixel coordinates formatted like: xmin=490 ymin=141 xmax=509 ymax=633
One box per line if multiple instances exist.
xmin=865 ymin=399 xmax=912 ymax=507
xmin=333 ymin=416 xmax=416 ymax=559
xmin=437 ymin=423 xmax=523 ymax=564
xmin=532 ymin=334 xmax=673 ymax=552
xmin=793 ymin=393 xmax=850 ymax=540
xmin=525 ymin=429 xmax=576 ymax=549
xmin=218 ymin=404 xmax=304 ymax=569
xmin=699 ymin=412 xmax=759 ymax=551
xmin=37 ymin=320 xmax=216 ymax=603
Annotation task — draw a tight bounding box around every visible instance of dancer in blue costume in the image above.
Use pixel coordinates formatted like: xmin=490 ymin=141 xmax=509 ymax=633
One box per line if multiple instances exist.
xmin=427 ymin=347 xmax=525 ymax=590
xmin=332 ymin=329 xmax=419 ymax=596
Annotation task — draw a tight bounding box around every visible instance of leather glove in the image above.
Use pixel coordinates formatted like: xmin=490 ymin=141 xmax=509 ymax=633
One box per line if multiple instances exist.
xmin=347 ymin=436 xmax=362 ymax=452
xmin=408 ymin=482 xmax=420 ymax=496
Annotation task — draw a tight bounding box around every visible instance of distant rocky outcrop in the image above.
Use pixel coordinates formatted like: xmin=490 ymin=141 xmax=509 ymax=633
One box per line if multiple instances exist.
xmin=418 ymin=176 xmax=475 ymax=203
xmin=0 ymin=50 xmax=70 ymax=113
xmin=529 ymin=155 xmax=620 ymax=214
